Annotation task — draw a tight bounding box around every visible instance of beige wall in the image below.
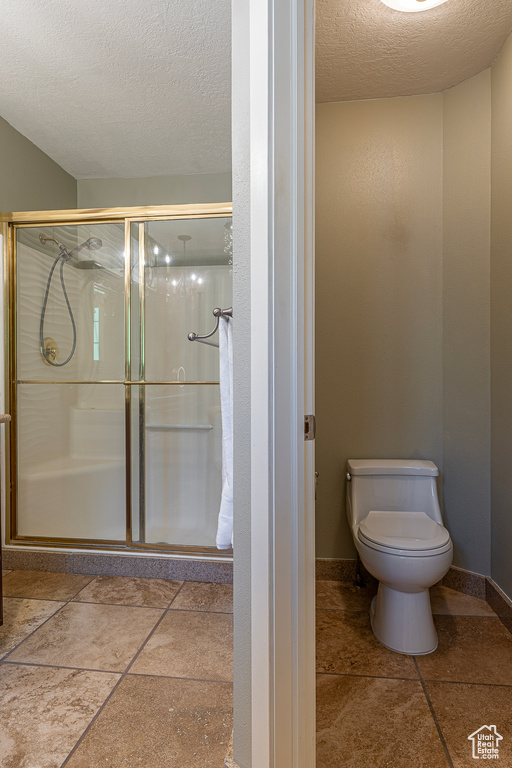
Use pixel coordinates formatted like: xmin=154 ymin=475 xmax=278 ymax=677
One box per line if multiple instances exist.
xmin=0 ymin=116 xmax=76 ymax=212
xmin=442 ymin=70 xmax=492 ymax=575
xmin=316 ymin=58 xmax=512 ymax=590
xmin=491 ymin=33 xmax=512 ymax=598
xmin=315 ymin=95 xmax=444 ymax=559
xmin=77 ymin=172 xmax=232 ymax=208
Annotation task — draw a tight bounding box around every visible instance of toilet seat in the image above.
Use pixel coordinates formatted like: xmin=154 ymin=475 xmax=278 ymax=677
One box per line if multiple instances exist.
xmin=358 ymin=510 xmax=451 ymax=557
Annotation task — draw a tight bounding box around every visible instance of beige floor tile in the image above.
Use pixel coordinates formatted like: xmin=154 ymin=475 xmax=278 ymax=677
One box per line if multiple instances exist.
xmin=316 ymin=580 xmax=377 ymax=611
xmin=65 ymin=675 xmax=232 ymax=768
xmin=317 ymin=674 xmax=450 ymax=768
xmin=0 ymin=663 xmax=119 ymax=768
xmin=170 ymin=582 xmax=233 ymax=613
xmin=2 ymin=570 xmax=94 ymax=601
xmin=416 ymin=616 xmax=512 ymax=685
xmin=8 ymin=602 xmax=163 ymax=672
xmin=0 ymin=598 xmax=65 ymax=659
xmin=430 ymin=585 xmax=496 ymax=617
xmin=131 ymin=610 xmax=233 ymax=682
xmin=426 ymin=681 xmax=512 ymax=768
xmin=316 ymin=609 xmax=418 ymax=678
xmin=73 ymin=575 xmax=183 ymax=607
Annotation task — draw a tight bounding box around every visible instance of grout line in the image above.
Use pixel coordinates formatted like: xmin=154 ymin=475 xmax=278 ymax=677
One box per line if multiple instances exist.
xmin=0 ymin=656 xmax=233 ymax=687
xmin=420 ymin=677 xmax=512 ymax=689
xmin=316 ymin=670 xmax=421 ymax=682
xmin=3 ymin=595 xmax=71 ymax=603
xmin=0 ymin=659 xmax=125 ymax=675
xmin=316 ymin=607 xmax=497 ymax=618
xmin=2 ymin=575 xmax=98 ymax=604
xmin=69 ymin=598 xmax=181 ymax=610
xmin=0 ymin=601 xmax=68 ymax=662
xmin=314 ymin=607 xmax=371 ymax=613
xmin=59 ymin=599 xmax=173 ymax=768
xmin=413 ymin=657 xmax=455 ymax=768
xmin=315 ymin=668 xmax=512 ymax=689
xmin=165 ymin=606 xmax=233 ymax=615
xmin=58 ymin=673 xmax=125 ymax=767
xmin=65 ymin=575 xmax=99 ymax=600
xmin=126 ymin=671 xmax=233 ymax=684
xmin=166 ymin=580 xmax=187 ymax=608
xmin=0 ymin=656 xmax=234 ymax=686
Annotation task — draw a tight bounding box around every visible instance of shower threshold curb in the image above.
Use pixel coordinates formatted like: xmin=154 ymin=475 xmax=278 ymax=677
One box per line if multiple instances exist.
xmin=2 ymin=546 xmax=233 ymax=583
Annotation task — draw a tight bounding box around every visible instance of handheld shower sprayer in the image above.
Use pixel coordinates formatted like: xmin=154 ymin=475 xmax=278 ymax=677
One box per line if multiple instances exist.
xmin=38 ymin=232 xmax=103 ymax=366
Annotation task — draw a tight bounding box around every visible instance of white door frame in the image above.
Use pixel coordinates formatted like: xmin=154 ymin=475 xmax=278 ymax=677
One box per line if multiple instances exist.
xmin=232 ymin=0 xmax=316 ymax=765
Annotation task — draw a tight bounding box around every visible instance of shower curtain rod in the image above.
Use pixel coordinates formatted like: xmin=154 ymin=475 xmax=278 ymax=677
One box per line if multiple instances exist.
xmin=188 ymin=306 xmax=233 ymax=348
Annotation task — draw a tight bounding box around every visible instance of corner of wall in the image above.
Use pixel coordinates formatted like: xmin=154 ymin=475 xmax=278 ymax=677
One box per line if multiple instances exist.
xmin=441 ymin=68 xmax=492 ymax=576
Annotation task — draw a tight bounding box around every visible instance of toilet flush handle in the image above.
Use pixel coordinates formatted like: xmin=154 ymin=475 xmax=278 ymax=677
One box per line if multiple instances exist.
xmin=346 ymin=472 xmax=352 ymax=482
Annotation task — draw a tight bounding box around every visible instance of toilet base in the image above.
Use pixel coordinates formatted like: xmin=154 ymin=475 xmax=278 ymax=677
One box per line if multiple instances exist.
xmin=370 ymin=584 xmax=438 ymax=655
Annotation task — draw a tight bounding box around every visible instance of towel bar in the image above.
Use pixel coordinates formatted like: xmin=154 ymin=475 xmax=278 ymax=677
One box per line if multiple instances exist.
xmin=188 ymin=307 xmax=233 ymax=347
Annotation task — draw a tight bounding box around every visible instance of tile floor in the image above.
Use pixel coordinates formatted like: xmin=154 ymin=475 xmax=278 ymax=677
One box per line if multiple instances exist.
xmin=0 ymin=569 xmax=233 ymax=768
xmin=3 ymin=569 xmax=510 ymax=767
xmin=316 ymin=579 xmax=512 ymax=768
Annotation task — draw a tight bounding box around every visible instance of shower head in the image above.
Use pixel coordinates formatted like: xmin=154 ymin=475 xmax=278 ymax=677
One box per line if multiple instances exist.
xmin=70 ymin=237 xmax=103 ymax=256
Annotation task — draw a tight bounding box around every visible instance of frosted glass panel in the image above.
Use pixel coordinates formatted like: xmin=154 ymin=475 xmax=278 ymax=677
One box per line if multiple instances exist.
xmin=16 ymin=223 xmax=125 ymax=381
xmin=139 ymin=218 xmax=232 ymax=382
xmin=16 ymin=384 xmax=126 ymax=541
xmin=143 ymin=385 xmax=222 ymax=547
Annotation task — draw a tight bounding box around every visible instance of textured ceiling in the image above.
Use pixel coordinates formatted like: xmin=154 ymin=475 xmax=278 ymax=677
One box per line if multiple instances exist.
xmin=1 ymin=1 xmax=510 ymax=180
xmin=316 ymin=0 xmax=512 ymax=102
xmin=0 ymin=0 xmax=231 ymax=179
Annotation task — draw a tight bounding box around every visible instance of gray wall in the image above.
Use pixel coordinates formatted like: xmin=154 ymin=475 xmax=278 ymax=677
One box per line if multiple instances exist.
xmin=491 ymin=33 xmax=512 ymax=598
xmin=0 ymin=116 xmax=76 ymax=212
xmin=315 ymin=95 xmax=444 ymax=560
xmin=442 ymin=70 xmax=492 ymax=576
xmin=316 ymin=50 xmax=512 ymax=594
xmin=77 ymin=172 xmax=232 ymax=208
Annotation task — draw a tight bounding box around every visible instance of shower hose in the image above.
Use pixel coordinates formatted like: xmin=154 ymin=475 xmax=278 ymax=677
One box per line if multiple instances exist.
xmin=39 ymin=253 xmax=76 ymax=366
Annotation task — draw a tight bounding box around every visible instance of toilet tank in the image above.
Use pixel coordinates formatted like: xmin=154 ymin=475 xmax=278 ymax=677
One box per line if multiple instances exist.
xmin=346 ymin=459 xmax=442 ymax=527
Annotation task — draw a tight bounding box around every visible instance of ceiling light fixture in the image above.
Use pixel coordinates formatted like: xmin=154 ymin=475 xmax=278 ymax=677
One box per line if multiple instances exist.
xmin=380 ymin=0 xmax=448 ymax=11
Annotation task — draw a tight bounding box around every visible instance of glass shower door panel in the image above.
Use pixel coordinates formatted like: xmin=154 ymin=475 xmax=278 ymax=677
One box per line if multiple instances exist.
xmin=144 ymin=385 xmax=221 ymax=547
xmin=16 ymin=223 xmax=125 ymax=382
xmin=16 ymin=384 xmax=126 ymax=541
xmin=143 ymin=218 xmax=232 ymax=382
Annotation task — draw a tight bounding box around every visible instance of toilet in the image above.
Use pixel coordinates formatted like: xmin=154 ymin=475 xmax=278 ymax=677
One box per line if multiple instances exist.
xmin=346 ymin=459 xmax=452 ymax=655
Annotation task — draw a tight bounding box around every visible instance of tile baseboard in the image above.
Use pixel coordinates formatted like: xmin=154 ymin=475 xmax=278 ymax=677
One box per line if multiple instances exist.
xmin=486 ymin=579 xmax=512 ymax=635
xmin=441 ymin=565 xmax=487 ymax=600
xmin=316 ymin=559 xmax=486 ymax=597
xmin=2 ymin=548 xmax=233 ymax=584
xmin=316 ymin=558 xmax=357 ymax=581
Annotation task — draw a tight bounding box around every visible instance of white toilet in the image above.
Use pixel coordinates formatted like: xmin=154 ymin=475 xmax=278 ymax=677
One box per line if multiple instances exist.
xmin=346 ymin=459 xmax=452 ymax=655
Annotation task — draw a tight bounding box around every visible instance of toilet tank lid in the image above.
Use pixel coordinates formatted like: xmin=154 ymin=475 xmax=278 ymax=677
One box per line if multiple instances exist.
xmin=347 ymin=459 xmax=439 ymax=477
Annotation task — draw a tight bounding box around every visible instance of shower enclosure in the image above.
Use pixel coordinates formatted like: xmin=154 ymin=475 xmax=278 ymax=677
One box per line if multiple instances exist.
xmin=4 ymin=204 xmax=232 ymax=554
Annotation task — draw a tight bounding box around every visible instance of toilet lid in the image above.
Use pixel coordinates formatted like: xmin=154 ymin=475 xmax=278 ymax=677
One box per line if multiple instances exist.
xmin=358 ymin=510 xmax=450 ymax=551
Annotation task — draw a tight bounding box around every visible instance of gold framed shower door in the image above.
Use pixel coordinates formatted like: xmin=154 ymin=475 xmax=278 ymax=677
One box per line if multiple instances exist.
xmin=1 ymin=203 xmax=233 ymax=556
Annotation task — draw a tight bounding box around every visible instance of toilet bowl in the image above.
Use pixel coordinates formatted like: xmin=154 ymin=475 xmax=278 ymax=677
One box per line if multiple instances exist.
xmin=346 ymin=459 xmax=452 ymax=655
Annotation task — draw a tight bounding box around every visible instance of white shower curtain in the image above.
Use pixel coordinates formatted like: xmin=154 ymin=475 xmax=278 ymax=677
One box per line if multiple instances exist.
xmin=216 ymin=315 xmax=233 ymax=549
